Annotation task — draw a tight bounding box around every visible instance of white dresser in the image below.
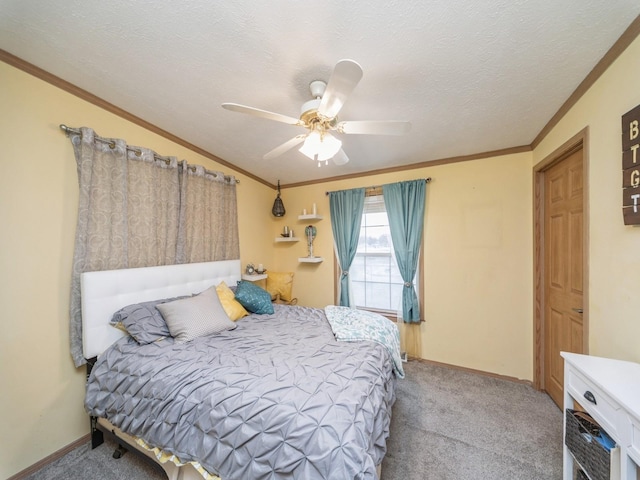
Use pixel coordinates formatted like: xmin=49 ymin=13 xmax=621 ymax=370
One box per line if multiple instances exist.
xmin=562 ymin=352 xmax=640 ymax=480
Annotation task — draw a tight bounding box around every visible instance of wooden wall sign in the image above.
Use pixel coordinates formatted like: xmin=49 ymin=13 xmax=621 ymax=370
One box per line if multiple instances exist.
xmin=622 ymin=104 xmax=640 ymax=225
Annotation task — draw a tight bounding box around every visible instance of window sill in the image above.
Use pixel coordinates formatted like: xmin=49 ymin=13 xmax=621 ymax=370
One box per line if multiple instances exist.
xmin=355 ymin=307 xmax=398 ymax=322
xmin=354 ymin=307 xmax=426 ymax=323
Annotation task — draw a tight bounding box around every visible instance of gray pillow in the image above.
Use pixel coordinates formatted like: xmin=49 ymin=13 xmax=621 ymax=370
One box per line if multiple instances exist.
xmin=156 ymin=286 xmax=236 ymax=343
xmin=110 ymin=296 xmax=188 ymax=344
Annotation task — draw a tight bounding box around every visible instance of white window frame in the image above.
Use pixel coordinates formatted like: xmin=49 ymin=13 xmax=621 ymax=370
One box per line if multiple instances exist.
xmin=335 ymin=191 xmax=423 ymax=321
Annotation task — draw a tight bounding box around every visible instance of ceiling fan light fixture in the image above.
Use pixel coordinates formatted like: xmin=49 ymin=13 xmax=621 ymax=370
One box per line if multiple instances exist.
xmin=299 ymin=131 xmax=342 ymax=162
xmin=222 ymin=59 xmax=408 ymax=172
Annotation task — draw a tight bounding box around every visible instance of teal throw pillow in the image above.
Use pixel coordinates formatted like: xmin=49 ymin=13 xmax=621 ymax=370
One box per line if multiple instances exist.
xmin=234 ymin=281 xmax=274 ymax=315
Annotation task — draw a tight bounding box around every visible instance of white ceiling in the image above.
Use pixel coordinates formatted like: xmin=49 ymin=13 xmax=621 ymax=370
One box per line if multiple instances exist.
xmin=2 ymin=1 xmax=639 ymax=186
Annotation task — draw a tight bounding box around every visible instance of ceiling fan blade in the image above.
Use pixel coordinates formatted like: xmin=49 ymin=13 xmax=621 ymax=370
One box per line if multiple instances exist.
xmin=318 ymin=59 xmax=363 ymax=119
xmin=222 ymin=103 xmax=304 ymax=126
xmin=263 ymin=134 xmax=307 ymax=160
xmin=337 ymin=120 xmax=411 ymax=135
xmin=332 ymin=149 xmax=349 ymax=166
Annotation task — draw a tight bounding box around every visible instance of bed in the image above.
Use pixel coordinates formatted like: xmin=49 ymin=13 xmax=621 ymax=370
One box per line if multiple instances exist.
xmin=81 ymin=260 xmax=399 ymax=480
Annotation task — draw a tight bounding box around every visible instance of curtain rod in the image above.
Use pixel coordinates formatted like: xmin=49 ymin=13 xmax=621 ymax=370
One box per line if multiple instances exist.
xmin=59 ymin=124 xmax=240 ymax=184
xmin=325 ymin=177 xmax=431 ymax=196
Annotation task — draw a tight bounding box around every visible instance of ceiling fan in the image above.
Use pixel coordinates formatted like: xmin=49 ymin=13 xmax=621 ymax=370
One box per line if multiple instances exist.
xmin=222 ymin=59 xmax=411 ymax=167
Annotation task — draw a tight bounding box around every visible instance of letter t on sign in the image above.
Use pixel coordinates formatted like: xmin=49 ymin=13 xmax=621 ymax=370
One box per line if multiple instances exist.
xmin=622 ymin=104 xmax=640 ymax=225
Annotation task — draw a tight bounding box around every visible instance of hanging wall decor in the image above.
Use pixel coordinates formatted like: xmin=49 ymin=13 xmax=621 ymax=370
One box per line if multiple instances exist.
xmin=622 ymin=104 xmax=640 ymax=225
xmin=272 ymin=180 xmax=286 ymax=217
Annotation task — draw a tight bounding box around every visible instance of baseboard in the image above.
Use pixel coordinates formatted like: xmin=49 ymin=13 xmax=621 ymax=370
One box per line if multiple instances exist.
xmin=411 ymin=356 xmax=534 ymax=387
xmin=7 ymin=433 xmax=90 ymax=480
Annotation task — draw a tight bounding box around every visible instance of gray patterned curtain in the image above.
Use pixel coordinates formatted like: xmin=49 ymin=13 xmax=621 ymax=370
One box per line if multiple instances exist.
xmin=68 ymin=127 xmax=238 ymax=367
xmin=179 ymin=164 xmax=240 ymax=263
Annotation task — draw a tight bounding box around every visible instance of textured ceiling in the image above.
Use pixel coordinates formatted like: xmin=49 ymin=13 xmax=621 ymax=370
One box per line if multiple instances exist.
xmin=1 ymin=1 xmax=639 ymax=186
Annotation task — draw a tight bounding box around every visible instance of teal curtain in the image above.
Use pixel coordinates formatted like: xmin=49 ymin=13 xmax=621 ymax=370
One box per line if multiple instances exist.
xmin=329 ymin=188 xmax=365 ymax=307
xmin=383 ymin=180 xmax=426 ymax=323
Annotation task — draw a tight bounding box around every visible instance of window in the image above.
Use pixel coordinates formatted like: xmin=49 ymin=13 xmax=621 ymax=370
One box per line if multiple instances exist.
xmin=350 ymin=194 xmax=419 ymax=315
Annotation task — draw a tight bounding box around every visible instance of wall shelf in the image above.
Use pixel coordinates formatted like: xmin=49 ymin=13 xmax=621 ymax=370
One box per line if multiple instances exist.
xmin=298 ymin=214 xmax=323 ymax=221
xmin=275 ymin=237 xmax=300 ymax=242
xmin=298 ymin=257 xmax=323 ymax=263
xmin=241 ymin=273 xmax=267 ymax=281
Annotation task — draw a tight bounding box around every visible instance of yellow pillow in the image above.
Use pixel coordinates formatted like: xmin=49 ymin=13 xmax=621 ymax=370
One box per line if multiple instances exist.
xmin=216 ymin=281 xmax=249 ymax=321
xmin=266 ymin=272 xmax=294 ymax=302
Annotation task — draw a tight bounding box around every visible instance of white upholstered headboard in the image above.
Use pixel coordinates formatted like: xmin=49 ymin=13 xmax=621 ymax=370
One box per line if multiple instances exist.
xmin=81 ymin=259 xmax=242 ymax=359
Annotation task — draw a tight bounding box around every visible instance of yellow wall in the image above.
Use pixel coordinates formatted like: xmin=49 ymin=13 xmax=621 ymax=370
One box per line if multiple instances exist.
xmin=0 ymin=62 xmax=273 ymax=479
xmin=274 ymin=153 xmax=534 ymax=380
xmin=533 ymin=35 xmax=640 ymax=363
xmin=3 ymin=30 xmax=640 ymax=479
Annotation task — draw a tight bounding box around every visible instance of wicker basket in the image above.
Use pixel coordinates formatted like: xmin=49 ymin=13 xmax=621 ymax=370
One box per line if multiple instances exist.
xmin=565 ymin=409 xmax=611 ymax=480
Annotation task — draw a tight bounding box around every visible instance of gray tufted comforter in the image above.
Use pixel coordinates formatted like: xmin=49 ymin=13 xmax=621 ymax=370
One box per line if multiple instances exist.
xmin=85 ymin=304 xmax=397 ymax=479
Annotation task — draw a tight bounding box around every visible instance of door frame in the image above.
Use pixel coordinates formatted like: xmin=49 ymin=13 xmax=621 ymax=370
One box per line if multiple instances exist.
xmin=533 ymin=127 xmax=590 ymax=391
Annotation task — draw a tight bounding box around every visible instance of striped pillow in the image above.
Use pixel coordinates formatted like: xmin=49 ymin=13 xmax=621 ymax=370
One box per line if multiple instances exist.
xmin=157 ymin=285 xmax=236 ymax=343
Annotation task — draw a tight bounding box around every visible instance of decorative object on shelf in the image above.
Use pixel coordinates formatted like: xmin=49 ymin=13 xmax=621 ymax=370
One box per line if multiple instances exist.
xmin=256 ymin=264 xmax=266 ymax=274
xmin=245 ymin=263 xmax=255 ymax=275
xmin=305 ymin=225 xmax=317 ymax=258
xmin=272 ymin=180 xmax=285 ymax=217
xmin=301 ymin=204 xmax=318 ymax=216
xmin=280 ymin=226 xmax=294 ymax=237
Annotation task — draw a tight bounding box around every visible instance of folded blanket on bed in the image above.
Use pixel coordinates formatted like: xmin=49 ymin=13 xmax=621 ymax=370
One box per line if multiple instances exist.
xmin=324 ymin=305 xmax=405 ymax=378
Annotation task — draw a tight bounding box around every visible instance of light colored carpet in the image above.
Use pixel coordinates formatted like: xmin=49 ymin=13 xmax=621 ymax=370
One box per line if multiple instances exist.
xmin=382 ymin=360 xmax=562 ymax=479
xmin=25 ymin=360 xmax=562 ymax=480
